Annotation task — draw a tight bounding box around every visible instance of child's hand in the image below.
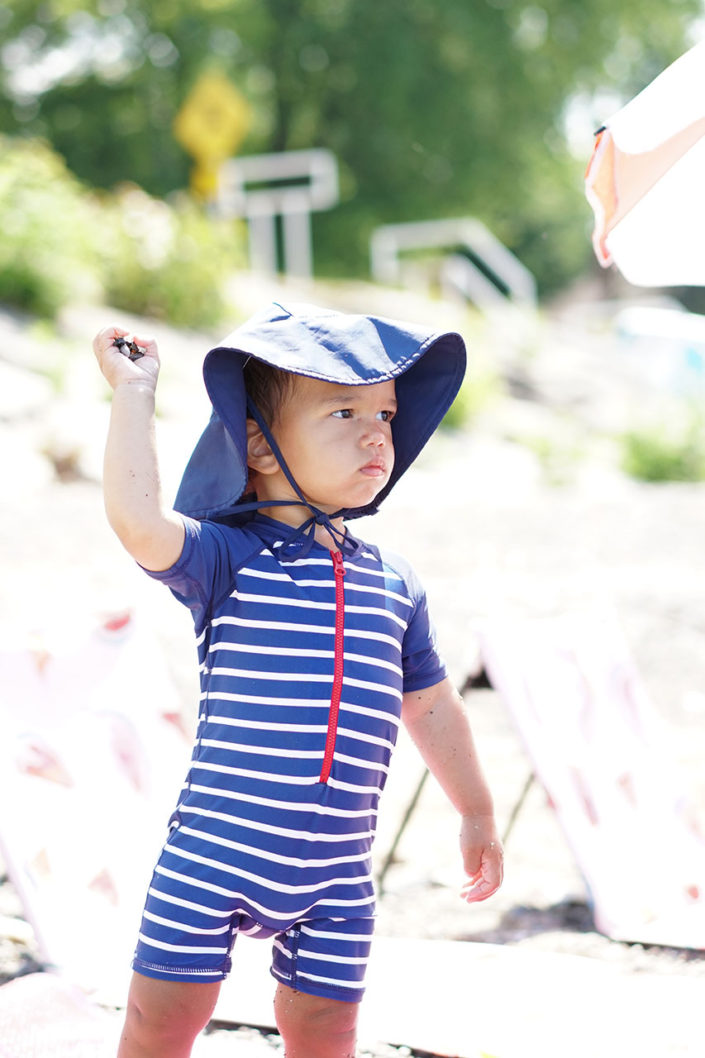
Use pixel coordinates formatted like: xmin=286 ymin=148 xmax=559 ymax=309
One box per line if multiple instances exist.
xmin=459 ymin=813 xmax=504 ymax=903
xmin=93 ymin=325 xmax=159 ymax=391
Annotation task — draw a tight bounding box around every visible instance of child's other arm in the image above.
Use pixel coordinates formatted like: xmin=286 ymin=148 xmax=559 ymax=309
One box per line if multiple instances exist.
xmin=402 ymin=677 xmax=503 ymax=903
xmin=93 ymin=325 xmax=185 ymax=572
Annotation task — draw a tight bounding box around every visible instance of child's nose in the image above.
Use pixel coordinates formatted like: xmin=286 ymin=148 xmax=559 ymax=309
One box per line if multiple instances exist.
xmin=362 ymin=422 xmax=386 ymax=446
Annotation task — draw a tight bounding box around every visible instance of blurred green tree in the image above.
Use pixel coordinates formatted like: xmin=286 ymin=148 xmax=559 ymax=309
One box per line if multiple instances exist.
xmin=1 ymin=0 xmax=700 ymax=293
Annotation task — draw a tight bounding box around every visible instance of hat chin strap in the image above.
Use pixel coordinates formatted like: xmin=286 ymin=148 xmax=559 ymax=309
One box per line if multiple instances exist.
xmin=234 ymin=398 xmax=364 ymax=560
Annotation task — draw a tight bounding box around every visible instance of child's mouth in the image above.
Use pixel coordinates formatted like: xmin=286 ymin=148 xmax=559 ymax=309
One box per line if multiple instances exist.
xmin=360 ymin=461 xmax=386 ymax=477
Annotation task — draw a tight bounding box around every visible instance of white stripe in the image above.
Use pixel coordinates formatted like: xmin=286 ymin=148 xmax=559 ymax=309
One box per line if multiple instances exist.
xmin=207 ymin=641 xmax=404 ymax=678
xmin=336 ymin=725 xmax=395 ymax=751
xmin=210 ymin=642 xmax=335 ymax=659
xmin=346 ymin=582 xmax=413 ymax=608
xmin=147 ymin=886 xmax=226 ymax=920
xmin=297 ymin=948 xmax=369 ymax=966
xmin=209 ymin=666 xmax=333 ymax=684
xmin=293 ymin=970 xmax=361 ymax=989
xmin=165 ymin=844 xmax=372 ymax=894
xmin=345 ymin=604 xmax=407 ymax=630
xmin=211 ymin=614 xmax=401 ymax=650
xmin=191 ymin=760 xmax=318 ymax=785
xmin=343 ymin=675 xmax=402 ymax=700
xmin=177 ymin=825 xmax=371 ymax=869
xmin=241 ymin=556 xmax=406 ymax=587
xmin=228 ymin=592 xmax=408 ymax=629
xmin=301 ymin=925 xmax=373 ymax=942
xmin=340 ymin=700 xmax=401 ymax=729
xmin=184 ymin=782 xmax=378 ymax=819
xmin=231 ymin=590 xmax=336 ymax=610
xmin=178 ymin=804 xmax=374 ymax=843
xmin=154 ymin=864 xmax=298 ymax=918
xmin=274 ymin=556 xmax=332 ymax=568
xmin=342 ymin=627 xmax=401 ymax=650
xmin=329 ymin=752 xmax=389 ymax=776
xmin=201 ymin=698 xmax=401 ymax=731
xmin=207 ymin=667 xmax=402 ymax=700
xmin=212 ymin=614 xmax=334 ymax=636
xmin=154 ymin=864 xmax=375 ymax=921
xmin=275 ymin=554 xmax=400 ymax=583
xmin=202 ymin=691 xmax=330 ymax=707
xmin=238 ymin=921 xmax=264 ymax=936
xmin=239 ymin=568 xmax=296 ymax=581
xmin=143 ymin=909 xmax=231 ymax=936
xmin=343 ymin=652 xmax=403 ymax=677
xmin=191 ymin=761 xmax=384 ymax=792
xmin=326 ymin=776 xmax=385 ymax=796
xmin=346 ymin=561 xmax=402 ymax=582
xmin=240 ymin=568 xmax=411 ymax=607
xmin=303 ymin=895 xmax=376 ymax=909
xmin=246 ymin=573 xmax=337 ymax=588
xmin=202 ymin=716 xmax=395 ymax=753
xmin=272 ymin=938 xmax=368 ymax=966
xmin=138 ymin=933 xmax=228 ymax=955
xmin=200 ymin=738 xmax=322 ymax=760
xmin=206 ymin=714 xmax=328 ymax=734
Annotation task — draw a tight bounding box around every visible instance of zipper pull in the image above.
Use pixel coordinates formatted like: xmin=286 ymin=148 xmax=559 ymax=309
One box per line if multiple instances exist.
xmin=331 ymin=550 xmax=346 ymax=577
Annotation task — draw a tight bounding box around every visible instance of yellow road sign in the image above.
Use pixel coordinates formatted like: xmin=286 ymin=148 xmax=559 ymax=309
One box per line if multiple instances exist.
xmin=174 ymin=71 xmax=251 ymax=166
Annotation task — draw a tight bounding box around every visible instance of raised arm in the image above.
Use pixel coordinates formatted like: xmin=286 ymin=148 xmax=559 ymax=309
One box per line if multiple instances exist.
xmin=402 ymin=676 xmax=504 ymax=903
xmin=93 ymin=325 xmax=185 ymax=572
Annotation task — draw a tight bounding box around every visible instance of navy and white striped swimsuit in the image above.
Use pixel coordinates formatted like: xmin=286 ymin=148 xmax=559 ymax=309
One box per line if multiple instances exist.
xmin=133 ymin=514 xmax=445 ymax=1001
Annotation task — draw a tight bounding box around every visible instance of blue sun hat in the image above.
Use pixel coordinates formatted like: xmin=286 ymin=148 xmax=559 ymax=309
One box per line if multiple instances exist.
xmin=174 ymin=301 xmax=465 ymax=549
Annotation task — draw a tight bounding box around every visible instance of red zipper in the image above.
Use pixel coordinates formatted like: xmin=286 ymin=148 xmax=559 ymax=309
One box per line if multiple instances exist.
xmin=319 ymin=549 xmax=346 ymax=783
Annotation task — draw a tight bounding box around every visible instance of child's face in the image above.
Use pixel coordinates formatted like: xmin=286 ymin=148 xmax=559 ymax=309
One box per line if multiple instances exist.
xmin=259 ymin=375 xmax=397 ymax=517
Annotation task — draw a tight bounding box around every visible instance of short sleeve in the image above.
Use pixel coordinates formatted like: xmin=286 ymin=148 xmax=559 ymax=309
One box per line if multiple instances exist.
xmin=382 ymin=550 xmax=447 ymax=692
xmin=142 ymin=517 xmax=262 ymax=632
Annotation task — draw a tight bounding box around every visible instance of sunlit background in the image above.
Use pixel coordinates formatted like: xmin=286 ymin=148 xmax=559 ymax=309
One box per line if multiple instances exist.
xmin=1 ymin=3 xmax=704 ymax=1052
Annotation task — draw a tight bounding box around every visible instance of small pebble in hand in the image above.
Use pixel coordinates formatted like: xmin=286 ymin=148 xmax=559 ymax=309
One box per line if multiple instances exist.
xmin=113 ymin=336 xmax=145 ymax=362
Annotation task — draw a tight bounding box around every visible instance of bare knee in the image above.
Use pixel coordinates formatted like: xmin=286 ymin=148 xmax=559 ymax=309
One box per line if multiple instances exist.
xmin=274 ymin=984 xmax=359 ymax=1058
xmin=118 ymin=973 xmax=221 ymax=1058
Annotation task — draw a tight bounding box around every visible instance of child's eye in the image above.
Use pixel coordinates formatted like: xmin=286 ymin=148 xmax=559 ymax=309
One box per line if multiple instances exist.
xmin=332 ymin=409 xmax=353 ymax=419
xmin=377 ymin=410 xmax=395 ymax=422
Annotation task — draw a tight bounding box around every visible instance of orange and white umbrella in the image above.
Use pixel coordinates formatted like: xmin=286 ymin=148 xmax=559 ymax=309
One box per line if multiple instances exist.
xmin=585 ymin=40 xmax=705 ymax=286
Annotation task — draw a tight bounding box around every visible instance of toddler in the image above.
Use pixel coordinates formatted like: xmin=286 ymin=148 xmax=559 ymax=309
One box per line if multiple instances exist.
xmin=93 ymin=302 xmax=503 ymax=1058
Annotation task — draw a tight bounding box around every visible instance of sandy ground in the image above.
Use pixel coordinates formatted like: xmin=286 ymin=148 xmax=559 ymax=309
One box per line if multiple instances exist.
xmin=1 ymin=289 xmax=704 ymax=1054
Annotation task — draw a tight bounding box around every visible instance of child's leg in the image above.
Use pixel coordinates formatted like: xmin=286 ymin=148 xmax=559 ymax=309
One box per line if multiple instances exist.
xmin=274 ymin=982 xmax=359 ymax=1058
xmin=117 ymin=972 xmax=221 ymax=1058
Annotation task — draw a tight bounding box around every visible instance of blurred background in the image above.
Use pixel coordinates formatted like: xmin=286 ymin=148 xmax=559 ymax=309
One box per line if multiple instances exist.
xmin=3 ymin=1 xmax=705 ymax=493
xmin=1 ymin=0 xmax=705 ymax=1022
xmin=2 ymin=0 xmax=704 ymax=314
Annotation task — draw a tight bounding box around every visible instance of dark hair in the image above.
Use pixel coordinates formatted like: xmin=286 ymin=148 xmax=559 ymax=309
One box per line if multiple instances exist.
xmin=242 ymin=358 xmax=295 ymax=426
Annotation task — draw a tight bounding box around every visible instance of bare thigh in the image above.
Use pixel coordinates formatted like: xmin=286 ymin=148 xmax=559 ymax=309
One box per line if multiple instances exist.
xmin=117 ymin=972 xmax=222 ymax=1058
xmin=274 ymin=982 xmax=360 ymax=1058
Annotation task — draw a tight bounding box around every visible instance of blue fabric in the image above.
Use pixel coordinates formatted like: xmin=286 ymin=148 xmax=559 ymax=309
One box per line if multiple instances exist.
xmin=174 ymin=301 xmax=466 ymax=523
xmin=133 ymin=514 xmax=446 ymax=992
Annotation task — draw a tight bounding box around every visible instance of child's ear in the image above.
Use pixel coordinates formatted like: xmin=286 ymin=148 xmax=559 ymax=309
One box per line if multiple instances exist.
xmin=246 ymin=418 xmax=279 ymax=475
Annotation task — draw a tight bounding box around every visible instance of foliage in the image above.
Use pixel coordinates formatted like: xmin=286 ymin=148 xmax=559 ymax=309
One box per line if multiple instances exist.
xmin=1 ymin=1 xmax=700 ymax=296
xmin=620 ymin=417 xmax=705 ymax=482
xmin=0 ymin=135 xmax=99 ymax=316
xmin=0 ymin=136 xmax=245 ymax=324
xmin=518 ymin=431 xmax=586 ymax=486
xmin=95 ymin=186 xmax=245 ymax=329
xmin=442 ymin=365 xmax=503 ymax=431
